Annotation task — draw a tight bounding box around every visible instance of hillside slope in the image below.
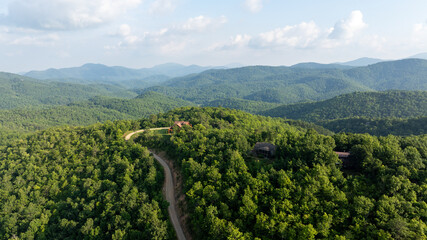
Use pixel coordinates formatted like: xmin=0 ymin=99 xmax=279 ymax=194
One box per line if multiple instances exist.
xmin=143 ymin=66 xmax=372 ymax=104
xmin=144 ymin=59 xmax=427 ymax=104
xmin=319 ymin=116 xmax=427 ymax=136
xmin=344 ymin=58 xmax=427 ymax=90
xmin=0 ymin=72 xmax=136 ymax=109
xmin=203 ymin=98 xmax=279 ymax=114
xmin=72 ymin=91 xmax=195 ymax=117
xmin=0 ymin=123 xmax=173 ymax=239
xmin=0 ymin=92 xmax=195 ymax=133
xmin=261 ymin=91 xmax=427 ymax=121
xmin=137 ymin=107 xmax=427 ymax=239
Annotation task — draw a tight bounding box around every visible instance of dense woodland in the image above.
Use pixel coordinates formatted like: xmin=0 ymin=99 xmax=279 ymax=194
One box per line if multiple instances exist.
xmin=142 ymin=59 xmax=427 ymax=105
xmin=205 ymin=98 xmax=280 ymax=114
xmin=0 ymin=104 xmax=426 ymax=239
xmin=2 ymin=60 xmax=427 ymax=137
xmin=319 ymin=116 xmax=427 ymax=136
xmin=0 ymin=121 xmax=174 ymax=239
xmin=137 ymin=107 xmax=427 ymax=239
xmin=0 ymin=72 xmax=136 ymax=109
xmin=0 ymin=92 xmax=194 ymax=134
xmin=0 ymin=59 xmax=427 ymax=239
xmin=261 ymin=91 xmax=427 ymax=121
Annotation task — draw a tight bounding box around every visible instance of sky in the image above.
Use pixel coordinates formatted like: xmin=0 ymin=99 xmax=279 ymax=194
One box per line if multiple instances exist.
xmin=0 ymin=0 xmax=427 ymax=73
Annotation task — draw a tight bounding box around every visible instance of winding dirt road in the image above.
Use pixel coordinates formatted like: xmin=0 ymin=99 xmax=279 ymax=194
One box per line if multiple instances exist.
xmin=124 ymin=127 xmax=170 ymax=140
xmin=124 ymin=129 xmax=187 ymax=240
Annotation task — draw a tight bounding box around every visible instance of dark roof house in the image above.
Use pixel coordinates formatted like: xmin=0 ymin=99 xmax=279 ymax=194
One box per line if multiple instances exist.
xmin=334 ymin=151 xmax=354 ymax=168
xmin=253 ymin=142 xmax=277 ymax=158
xmin=335 ymin=151 xmax=350 ymax=159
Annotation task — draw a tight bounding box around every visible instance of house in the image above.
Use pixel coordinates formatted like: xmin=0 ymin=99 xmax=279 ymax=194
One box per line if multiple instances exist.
xmin=335 ymin=151 xmax=350 ymax=160
xmin=334 ymin=151 xmax=353 ymax=168
xmin=253 ymin=142 xmax=277 ymax=158
xmin=168 ymin=121 xmax=192 ymax=133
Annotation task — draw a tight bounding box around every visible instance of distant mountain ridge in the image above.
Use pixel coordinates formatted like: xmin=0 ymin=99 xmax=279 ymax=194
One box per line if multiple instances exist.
xmin=337 ymin=57 xmax=385 ymax=66
xmin=291 ymin=62 xmax=352 ymax=69
xmin=142 ymin=58 xmax=427 ymax=105
xmin=409 ymin=52 xmax=427 ymax=59
xmin=24 ymin=63 xmax=227 ymax=88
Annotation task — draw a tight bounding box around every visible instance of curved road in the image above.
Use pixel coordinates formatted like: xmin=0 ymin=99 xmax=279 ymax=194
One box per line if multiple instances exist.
xmin=124 ymin=127 xmax=170 ymax=141
xmin=124 ymin=129 xmax=187 ymax=240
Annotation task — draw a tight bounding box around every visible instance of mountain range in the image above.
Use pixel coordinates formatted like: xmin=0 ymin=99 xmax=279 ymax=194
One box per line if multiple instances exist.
xmin=1 ymin=58 xmax=427 ymax=136
xmin=22 ymin=53 xmax=427 ymax=88
xmin=5 ymin=58 xmax=427 ymax=110
xmin=140 ymin=58 xmax=427 ymax=105
xmin=24 ymin=63 xmax=228 ymax=88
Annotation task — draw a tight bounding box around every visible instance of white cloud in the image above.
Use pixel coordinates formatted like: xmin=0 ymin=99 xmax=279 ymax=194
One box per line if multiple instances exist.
xmin=176 ymin=15 xmax=227 ymax=33
xmin=5 ymin=0 xmax=142 ymax=30
xmin=159 ymin=40 xmax=187 ymax=53
xmin=149 ymin=0 xmax=176 ymax=14
xmin=118 ymin=24 xmax=132 ymax=37
xmin=11 ymin=33 xmax=59 ymax=45
xmin=110 ymin=15 xmax=226 ymax=52
xmin=329 ymin=10 xmax=366 ymax=39
xmin=214 ymin=10 xmax=373 ymax=52
xmin=117 ymin=24 xmax=140 ymax=45
xmin=413 ymin=22 xmax=427 ymax=43
xmin=250 ymin=21 xmax=321 ymax=48
xmin=244 ymin=0 xmax=263 ymax=13
xmin=211 ymin=34 xmax=252 ymax=50
xmin=0 ymin=27 xmax=7 ymax=41
xmin=0 ymin=6 xmax=7 ymax=16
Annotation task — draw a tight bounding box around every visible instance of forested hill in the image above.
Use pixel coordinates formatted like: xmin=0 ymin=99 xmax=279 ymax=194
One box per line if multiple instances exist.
xmin=136 ymin=107 xmax=427 ymax=239
xmin=1 ymin=107 xmax=426 ymax=239
xmin=319 ymin=116 xmax=427 ymax=136
xmin=0 ymin=121 xmax=174 ymax=239
xmin=261 ymin=90 xmax=427 ymax=121
xmin=0 ymin=92 xmax=195 ymax=134
xmin=141 ymin=58 xmax=427 ymax=104
xmin=344 ymin=58 xmax=427 ymax=90
xmin=142 ymin=66 xmax=371 ymax=104
xmin=25 ymin=63 xmax=151 ymax=81
xmin=0 ymin=72 xmax=136 ymax=109
xmin=204 ymin=97 xmax=280 ymax=114
xmin=71 ymin=91 xmax=195 ymax=118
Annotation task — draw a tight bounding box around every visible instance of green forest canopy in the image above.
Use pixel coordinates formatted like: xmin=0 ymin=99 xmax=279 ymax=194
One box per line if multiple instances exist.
xmin=1 ymin=107 xmax=426 ymax=239
xmin=261 ymin=90 xmax=427 ymax=121
xmin=142 ymin=59 xmax=427 ymax=104
xmin=0 ymin=72 xmax=136 ymax=109
xmin=0 ymin=121 xmax=174 ymax=239
xmin=136 ymin=107 xmax=427 ymax=239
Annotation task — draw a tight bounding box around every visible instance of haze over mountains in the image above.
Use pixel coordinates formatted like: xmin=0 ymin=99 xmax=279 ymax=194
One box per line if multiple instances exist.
xmin=1 ymin=57 xmax=427 ymax=136
xmin=140 ymin=58 xmax=427 ymax=105
xmin=22 ymin=53 xmax=427 ymax=83
xmin=24 ymin=63 xmax=230 ymax=88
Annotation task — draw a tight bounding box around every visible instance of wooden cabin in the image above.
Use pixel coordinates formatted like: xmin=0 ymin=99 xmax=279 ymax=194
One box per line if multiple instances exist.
xmin=334 ymin=151 xmax=353 ymax=168
xmin=168 ymin=121 xmax=192 ymax=133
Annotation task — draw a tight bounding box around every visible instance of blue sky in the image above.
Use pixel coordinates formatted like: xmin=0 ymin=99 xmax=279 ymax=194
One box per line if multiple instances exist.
xmin=0 ymin=0 xmax=427 ymax=72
